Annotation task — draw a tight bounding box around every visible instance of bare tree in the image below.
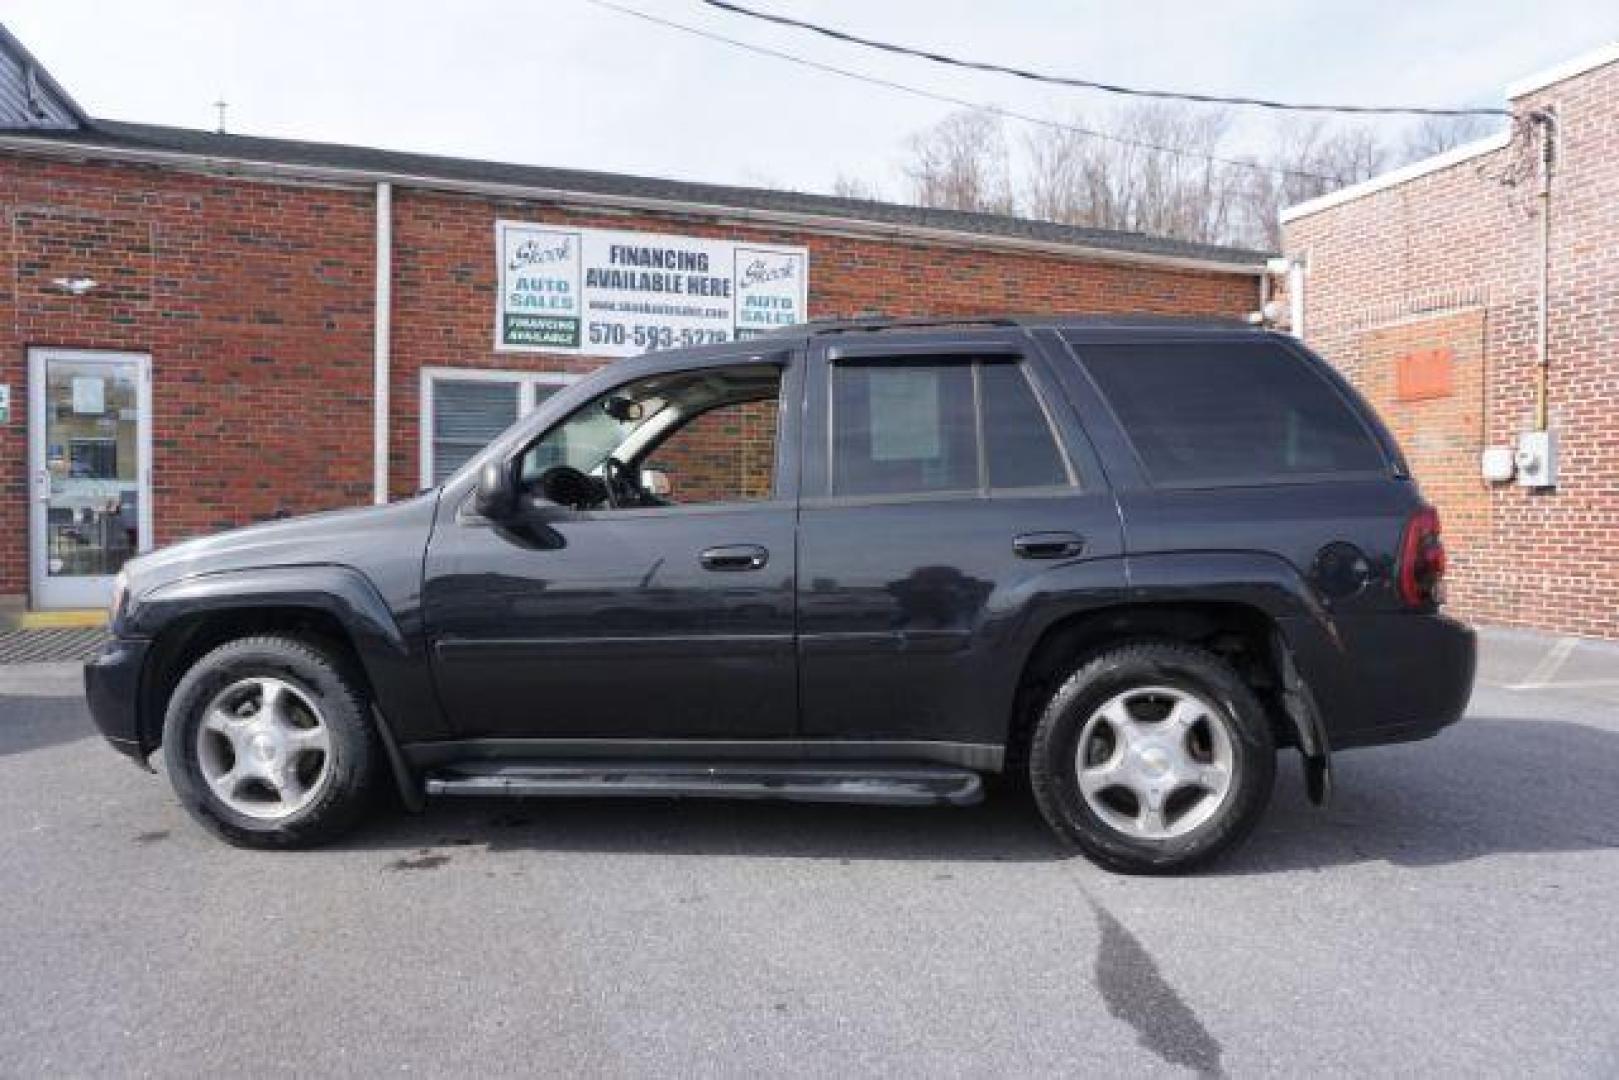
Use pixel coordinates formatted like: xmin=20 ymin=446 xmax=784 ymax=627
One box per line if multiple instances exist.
xmin=1022 ymin=103 xmax=1243 ymax=246
xmin=841 ymin=104 xmax=1407 ymax=252
xmin=1234 ymin=120 xmax=1392 ymax=249
xmin=830 ymin=173 xmax=884 ymax=202
xmin=1116 ymin=104 xmax=1242 ymax=244
xmin=1400 ymin=114 xmax=1498 ymax=163
xmin=902 ymin=109 xmax=1016 ymax=215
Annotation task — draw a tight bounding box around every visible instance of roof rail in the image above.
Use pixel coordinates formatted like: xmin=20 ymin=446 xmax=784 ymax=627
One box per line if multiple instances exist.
xmin=764 ymin=312 xmax=1260 ymax=339
xmin=783 ymin=314 xmax=1022 ymax=337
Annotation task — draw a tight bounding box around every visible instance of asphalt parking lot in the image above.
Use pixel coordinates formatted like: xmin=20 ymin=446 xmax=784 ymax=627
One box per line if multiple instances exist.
xmin=1 ymin=628 xmax=1615 ymax=1077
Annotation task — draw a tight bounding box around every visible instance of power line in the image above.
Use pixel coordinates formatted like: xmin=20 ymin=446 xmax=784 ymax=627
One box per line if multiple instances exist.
xmin=699 ymin=0 xmax=1513 ymax=119
xmin=581 ymin=0 xmax=1338 ymax=183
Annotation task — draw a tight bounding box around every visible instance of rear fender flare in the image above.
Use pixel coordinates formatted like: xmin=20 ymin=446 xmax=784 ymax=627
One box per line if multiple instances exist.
xmin=1016 ymin=551 xmax=1336 ymax=800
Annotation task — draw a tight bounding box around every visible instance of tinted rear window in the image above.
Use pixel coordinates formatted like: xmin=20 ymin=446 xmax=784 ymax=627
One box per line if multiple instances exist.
xmin=1079 ymin=342 xmax=1385 ymax=485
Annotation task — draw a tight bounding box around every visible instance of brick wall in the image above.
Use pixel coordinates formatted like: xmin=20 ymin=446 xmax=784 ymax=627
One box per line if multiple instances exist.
xmin=1358 ymin=311 xmax=1489 ymax=546
xmin=0 ymin=157 xmax=375 ymax=597
xmin=1285 ymin=56 xmax=1619 ymax=638
xmin=1 ymin=150 xmax=1258 ymax=604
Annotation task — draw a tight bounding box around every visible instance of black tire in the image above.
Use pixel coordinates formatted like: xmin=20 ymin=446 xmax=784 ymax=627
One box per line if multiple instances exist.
xmin=1029 ymin=641 xmax=1275 ymax=874
xmin=162 ymin=635 xmax=380 ymax=849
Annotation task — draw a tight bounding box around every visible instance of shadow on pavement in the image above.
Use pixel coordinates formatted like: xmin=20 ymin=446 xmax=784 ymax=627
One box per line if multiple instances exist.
xmin=343 ymin=715 xmax=1619 ymax=871
xmin=1217 ymin=716 xmax=1619 ymax=874
xmin=348 ymin=785 xmax=1072 ymax=864
xmin=10 ymin=684 xmax=1618 ymax=871
xmin=0 ymin=695 xmax=96 ymax=757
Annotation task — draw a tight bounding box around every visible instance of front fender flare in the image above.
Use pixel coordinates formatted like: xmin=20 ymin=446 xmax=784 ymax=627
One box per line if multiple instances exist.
xmin=129 ymin=564 xmax=432 ymax=810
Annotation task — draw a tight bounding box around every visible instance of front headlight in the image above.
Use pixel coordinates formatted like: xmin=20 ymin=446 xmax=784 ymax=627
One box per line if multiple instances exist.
xmin=108 ymin=569 xmax=129 ymax=625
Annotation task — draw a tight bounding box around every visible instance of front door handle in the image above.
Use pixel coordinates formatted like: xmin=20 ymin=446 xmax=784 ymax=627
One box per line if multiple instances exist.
xmin=700 ymin=544 xmax=769 ymax=572
xmin=1013 ymin=532 xmax=1086 ymax=560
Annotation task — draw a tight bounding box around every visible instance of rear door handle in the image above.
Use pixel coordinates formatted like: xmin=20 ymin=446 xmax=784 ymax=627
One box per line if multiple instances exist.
xmin=1013 ymin=532 xmax=1086 ymax=560
xmin=700 ymin=544 xmax=769 ymax=571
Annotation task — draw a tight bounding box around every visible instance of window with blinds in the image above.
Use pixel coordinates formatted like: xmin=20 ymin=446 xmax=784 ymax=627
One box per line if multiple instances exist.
xmin=430 ymin=379 xmax=520 ymax=485
xmin=425 ymin=375 xmax=569 ymax=486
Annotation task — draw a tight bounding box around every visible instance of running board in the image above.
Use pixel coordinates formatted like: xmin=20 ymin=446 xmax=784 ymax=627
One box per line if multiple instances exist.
xmin=423 ymin=761 xmax=984 ymax=806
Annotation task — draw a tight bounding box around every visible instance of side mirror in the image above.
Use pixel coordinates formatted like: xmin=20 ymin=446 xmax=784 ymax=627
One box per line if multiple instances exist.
xmin=473 ymin=459 xmax=517 ymax=520
xmin=640 ymin=468 xmax=672 ymax=498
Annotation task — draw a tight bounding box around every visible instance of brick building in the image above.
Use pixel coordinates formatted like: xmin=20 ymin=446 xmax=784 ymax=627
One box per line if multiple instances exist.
xmin=1283 ymin=43 xmax=1619 ymax=640
xmin=0 ymin=24 xmax=1266 ymax=611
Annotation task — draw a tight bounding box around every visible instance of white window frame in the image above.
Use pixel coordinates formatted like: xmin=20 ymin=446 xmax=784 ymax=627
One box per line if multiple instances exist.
xmin=419 ymin=366 xmax=577 ymax=489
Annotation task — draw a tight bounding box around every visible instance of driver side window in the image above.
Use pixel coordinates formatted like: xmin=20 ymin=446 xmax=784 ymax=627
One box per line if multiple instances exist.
xmin=644 ymin=396 xmax=779 ymax=506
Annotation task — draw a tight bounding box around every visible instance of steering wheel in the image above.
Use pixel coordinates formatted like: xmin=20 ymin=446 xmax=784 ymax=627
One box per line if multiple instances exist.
xmin=534 ymin=465 xmax=599 ymax=510
xmin=602 ymin=455 xmax=640 ymax=509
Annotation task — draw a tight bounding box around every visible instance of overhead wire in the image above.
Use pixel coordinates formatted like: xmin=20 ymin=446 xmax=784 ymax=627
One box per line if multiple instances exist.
xmin=698 ymin=0 xmax=1513 ymax=119
xmin=582 ymin=0 xmax=1342 ymax=183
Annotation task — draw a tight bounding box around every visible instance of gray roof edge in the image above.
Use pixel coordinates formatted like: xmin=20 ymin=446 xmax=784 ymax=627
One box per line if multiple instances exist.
xmin=3 ymin=118 xmax=1271 ymax=273
xmin=0 ymin=22 xmax=90 ymax=127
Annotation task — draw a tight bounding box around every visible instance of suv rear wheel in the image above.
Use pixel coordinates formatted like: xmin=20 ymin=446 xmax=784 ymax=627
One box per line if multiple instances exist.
xmin=162 ymin=635 xmax=380 ymax=849
xmin=1029 ymin=641 xmax=1275 ymax=874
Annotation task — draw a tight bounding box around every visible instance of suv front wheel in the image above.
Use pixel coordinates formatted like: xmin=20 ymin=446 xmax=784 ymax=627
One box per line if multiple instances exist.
xmin=1029 ymin=641 xmax=1276 ymax=874
xmin=163 ymin=635 xmax=380 ymax=848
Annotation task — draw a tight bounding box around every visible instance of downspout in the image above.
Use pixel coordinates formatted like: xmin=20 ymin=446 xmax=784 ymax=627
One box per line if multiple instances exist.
xmin=1530 ymin=109 xmax=1557 ymax=432
xmin=1262 ymin=255 xmax=1296 ymax=332
xmin=1287 ymin=255 xmax=1306 ymax=340
xmin=373 ymin=181 xmax=393 ymax=504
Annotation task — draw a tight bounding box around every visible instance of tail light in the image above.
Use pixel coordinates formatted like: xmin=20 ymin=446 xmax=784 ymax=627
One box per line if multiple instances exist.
xmin=1397 ymin=506 xmax=1447 ymax=609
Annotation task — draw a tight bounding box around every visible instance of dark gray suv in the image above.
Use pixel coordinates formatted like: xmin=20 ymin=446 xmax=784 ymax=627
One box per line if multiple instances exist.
xmin=86 ymin=316 xmax=1475 ymax=873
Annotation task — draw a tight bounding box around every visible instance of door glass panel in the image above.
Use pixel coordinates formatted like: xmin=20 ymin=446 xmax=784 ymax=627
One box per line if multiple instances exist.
xmin=643 ymin=388 xmax=781 ymax=506
xmin=43 ymin=358 xmax=142 ymax=580
xmin=980 ymin=362 xmax=1072 ymax=489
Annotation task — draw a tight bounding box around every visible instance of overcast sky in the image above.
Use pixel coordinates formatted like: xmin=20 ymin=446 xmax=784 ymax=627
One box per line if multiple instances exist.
xmin=8 ymin=1 xmax=1617 ymax=196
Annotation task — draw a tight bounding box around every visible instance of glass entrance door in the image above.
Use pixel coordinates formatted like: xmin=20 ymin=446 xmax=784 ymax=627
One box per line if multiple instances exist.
xmin=29 ymin=350 xmax=152 ymax=610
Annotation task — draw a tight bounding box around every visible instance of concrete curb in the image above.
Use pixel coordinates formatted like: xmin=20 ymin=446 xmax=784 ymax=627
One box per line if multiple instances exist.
xmin=0 ymin=609 xmax=108 ymax=631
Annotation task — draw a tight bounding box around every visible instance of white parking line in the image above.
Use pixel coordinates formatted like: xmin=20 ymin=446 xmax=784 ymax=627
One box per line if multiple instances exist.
xmin=1501 ymin=678 xmax=1619 ymax=692
xmin=1506 ymin=637 xmax=1579 ymax=690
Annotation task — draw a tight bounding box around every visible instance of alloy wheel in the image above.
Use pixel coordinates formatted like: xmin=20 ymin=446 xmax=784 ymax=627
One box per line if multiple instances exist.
xmin=195 ymin=676 xmax=333 ymax=821
xmin=1073 ymin=685 xmax=1236 ymax=840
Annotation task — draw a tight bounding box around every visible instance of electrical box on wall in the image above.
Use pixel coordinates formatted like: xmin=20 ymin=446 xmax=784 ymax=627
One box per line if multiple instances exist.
xmin=1480 ymin=446 xmax=1516 ymax=483
xmin=1515 ymin=430 xmax=1558 ymax=489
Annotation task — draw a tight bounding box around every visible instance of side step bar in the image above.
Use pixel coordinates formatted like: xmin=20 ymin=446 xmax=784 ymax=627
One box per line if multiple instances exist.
xmin=423 ymin=761 xmax=985 ymax=807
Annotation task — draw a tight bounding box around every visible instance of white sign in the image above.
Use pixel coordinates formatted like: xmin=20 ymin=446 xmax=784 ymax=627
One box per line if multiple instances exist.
xmin=496 ymin=221 xmax=809 ymax=357
xmin=871 ymin=369 xmax=942 ymax=461
xmin=72 ymin=376 xmax=105 ymax=415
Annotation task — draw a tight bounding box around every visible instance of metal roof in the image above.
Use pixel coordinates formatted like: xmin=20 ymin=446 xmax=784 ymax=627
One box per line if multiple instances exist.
xmin=0 ymin=22 xmax=89 ymax=130
xmin=4 ymin=118 xmax=1271 ymax=273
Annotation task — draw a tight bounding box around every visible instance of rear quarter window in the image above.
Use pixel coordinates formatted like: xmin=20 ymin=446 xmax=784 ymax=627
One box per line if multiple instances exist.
xmin=1078 ymin=341 xmax=1386 ymax=486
